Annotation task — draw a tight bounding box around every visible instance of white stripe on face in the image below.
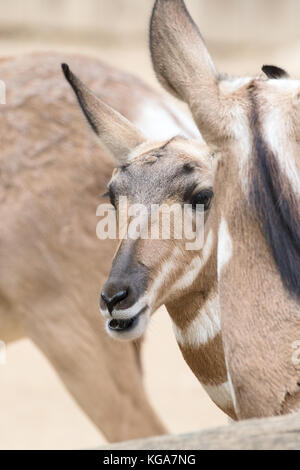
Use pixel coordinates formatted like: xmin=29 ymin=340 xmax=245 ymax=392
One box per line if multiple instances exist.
xmin=148 ymin=249 xmax=180 ymax=306
xmin=202 ymin=380 xmax=234 ymax=411
xmin=100 ymin=298 xmax=148 ymax=320
xmin=217 ymin=218 xmax=233 ymax=281
xmin=170 ymin=230 xmax=214 ymax=295
xmin=172 ymin=295 xmax=220 ymax=347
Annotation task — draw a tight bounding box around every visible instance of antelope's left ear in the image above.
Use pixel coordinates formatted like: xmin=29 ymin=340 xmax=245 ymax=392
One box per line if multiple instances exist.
xmin=61 ymin=64 xmax=146 ymax=164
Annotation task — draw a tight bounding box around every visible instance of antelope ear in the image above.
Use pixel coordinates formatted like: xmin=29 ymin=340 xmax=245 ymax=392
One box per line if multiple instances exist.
xmin=62 ymin=64 xmax=145 ymax=164
xmin=262 ymin=65 xmax=289 ymax=79
xmin=150 ymin=0 xmax=223 ymax=141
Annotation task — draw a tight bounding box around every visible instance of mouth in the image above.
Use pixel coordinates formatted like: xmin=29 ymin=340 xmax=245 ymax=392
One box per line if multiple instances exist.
xmin=108 ymin=313 xmax=140 ymax=332
xmin=107 ymin=306 xmax=148 ymax=334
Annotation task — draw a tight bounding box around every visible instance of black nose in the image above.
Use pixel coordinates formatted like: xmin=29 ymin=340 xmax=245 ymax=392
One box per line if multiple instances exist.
xmin=101 ymin=290 xmax=128 ymax=315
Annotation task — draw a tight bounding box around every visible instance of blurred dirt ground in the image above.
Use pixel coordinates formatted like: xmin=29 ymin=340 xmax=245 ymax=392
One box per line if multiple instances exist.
xmin=1 ymin=25 xmax=300 ymax=449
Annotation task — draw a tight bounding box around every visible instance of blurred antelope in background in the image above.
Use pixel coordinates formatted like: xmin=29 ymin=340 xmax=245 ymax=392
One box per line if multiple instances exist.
xmin=0 ymin=51 xmax=198 ymax=442
xmin=64 ymin=0 xmax=300 ymax=421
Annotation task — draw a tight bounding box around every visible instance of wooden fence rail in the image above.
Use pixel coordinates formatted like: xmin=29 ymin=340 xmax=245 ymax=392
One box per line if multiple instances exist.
xmin=100 ymin=413 xmax=300 ymax=450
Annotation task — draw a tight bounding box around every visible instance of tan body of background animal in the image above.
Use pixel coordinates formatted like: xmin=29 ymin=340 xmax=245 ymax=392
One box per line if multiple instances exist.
xmin=64 ymin=0 xmax=300 ymax=422
xmin=0 ymin=51 xmax=198 ymax=442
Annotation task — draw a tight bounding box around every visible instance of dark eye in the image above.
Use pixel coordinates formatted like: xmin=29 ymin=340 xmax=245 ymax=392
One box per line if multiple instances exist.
xmin=191 ymin=189 xmax=213 ymax=211
xmin=102 ymin=188 xmax=116 ymax=208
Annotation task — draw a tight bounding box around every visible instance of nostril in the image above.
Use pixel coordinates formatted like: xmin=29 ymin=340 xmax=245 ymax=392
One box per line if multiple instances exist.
xmin=101 ymin=289 xmax=129 ymax=315
xmin=101 ymin=292 xmax=110 ymax=307
xmin=112 ymin=289 xmax=128 ymax=305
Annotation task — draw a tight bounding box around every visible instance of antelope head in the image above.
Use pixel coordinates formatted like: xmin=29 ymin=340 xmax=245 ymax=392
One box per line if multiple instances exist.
xmin=62 ymin=64 xmax=217 ymax=341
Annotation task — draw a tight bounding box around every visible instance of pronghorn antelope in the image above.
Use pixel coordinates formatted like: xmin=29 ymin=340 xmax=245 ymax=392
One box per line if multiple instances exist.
xmin=64 ymin=0 xmax=300 ymax=420
xmin=63 ymin=64 xmax=235 ymax=419
xmin=151 ymin=0 xmax=300 ymax=418
xmin=0 ymin=52 xmax=197 ymax=441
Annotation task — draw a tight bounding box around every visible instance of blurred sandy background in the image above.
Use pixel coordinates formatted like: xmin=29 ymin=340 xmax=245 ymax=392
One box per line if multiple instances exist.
xmin=1 ymin=0 xmax=300 ymax=450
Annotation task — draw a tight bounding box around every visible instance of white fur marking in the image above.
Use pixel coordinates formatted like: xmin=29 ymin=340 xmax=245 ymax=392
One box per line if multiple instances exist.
xmin=218 ymin=79 xmax=252 ymax=192
xmin=263 ymin=105 xmax=300 ymax=199
xmin=171 ymin=230 xmax=214 ymax=293
xmin=172 ymin=295 xmax=221 ymax=347
xmin=101 ymin=298 xmax=147 ymax=320
xmin=136 ymin=99 xmax=200 ymax=141
xmin=219 ymin=77 xmax=252 ymax=95
xmin=217 ymin=218 xmax=233 ymax=280
xmin=225 ymin=357 xmax=238 ymax=414
xmin=202 ymin=381 xmax=234 ymax=410
xmin=149 ymin=250 xmax=179 ymax=305
xmin=106 ymin=309 xmax=150 ymax=342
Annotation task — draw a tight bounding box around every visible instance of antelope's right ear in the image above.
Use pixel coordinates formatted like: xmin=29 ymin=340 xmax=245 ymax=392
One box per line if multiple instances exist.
xmin=61 ymin=64 xmax=145 ymax=164
xmin=150 ymin=0 xmax=224 ymax=142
